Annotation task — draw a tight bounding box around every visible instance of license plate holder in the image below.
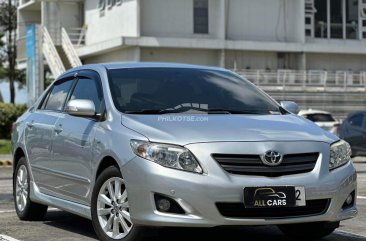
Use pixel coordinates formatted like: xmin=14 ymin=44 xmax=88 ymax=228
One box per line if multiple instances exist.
xmin=244 ymin=186 xmax=306 ymax=208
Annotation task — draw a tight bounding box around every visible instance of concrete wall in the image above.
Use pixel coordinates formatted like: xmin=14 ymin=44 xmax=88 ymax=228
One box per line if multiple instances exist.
xmin=141 ymin=47 xmax=220 ymax=66
xmin=140 ymin=0 xmax=222 ymax=39
xmin=85 ymin=0 xmax=139 ymax=45
xmin=83 ymin=47 xmax=140 ymax=64
xmin=306 ymin=53 xmax=366 ymax=71
xmin=227 ymin=0 xmax=304 ymax=42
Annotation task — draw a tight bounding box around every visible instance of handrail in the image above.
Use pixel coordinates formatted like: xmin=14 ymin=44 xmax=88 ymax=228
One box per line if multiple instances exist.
xmin=236 ymin=69 xmax=366 ymax=90
xmin=42 ymin=26 xmax=65 ymax=78
xmin=61 ymin=27 xmax=82 ymax=68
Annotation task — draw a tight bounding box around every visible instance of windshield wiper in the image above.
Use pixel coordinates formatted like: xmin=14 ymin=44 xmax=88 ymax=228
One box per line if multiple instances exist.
xmin=205 ymin=109 xmax=266 ymax=114
xmin=124 ymin=109 xmax=182 ymax=114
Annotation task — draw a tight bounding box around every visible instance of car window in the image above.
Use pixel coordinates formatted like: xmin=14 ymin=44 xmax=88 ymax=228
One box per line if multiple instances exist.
xmin=70 ymin=77 xmax=103 ymax=113
xmin=305 ymin=114 xmax=335 ymax=122
xmin=349 ymin=114 xmax=364 ymax=128
xmin=43 ymin=80 xmax=74 ymax=111
xmin=108 ymin=68 xmax=280 ymax=114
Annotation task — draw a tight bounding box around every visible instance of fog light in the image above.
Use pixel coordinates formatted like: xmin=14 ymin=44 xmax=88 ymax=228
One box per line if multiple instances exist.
xmin=157 ymin=199 xmax=171 ymax=212
xmin=154 ymin=193 xmax=185 ymax=214
xmin=342 ymin=191 xmax=355 ymax=209
xmin=345 ymin=194 xmax=353 ymax=205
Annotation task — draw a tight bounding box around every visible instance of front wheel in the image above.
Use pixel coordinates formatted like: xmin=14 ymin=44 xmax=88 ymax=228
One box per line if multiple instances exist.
xmin=278 ymin=221 xmax=339 ymax=240
xmin=91 ymin=165 xmax=145 ymax=241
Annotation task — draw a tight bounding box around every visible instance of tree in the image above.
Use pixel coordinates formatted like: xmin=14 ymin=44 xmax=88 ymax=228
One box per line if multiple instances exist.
xmin=0 ymin=0 xmax=18 ymax=104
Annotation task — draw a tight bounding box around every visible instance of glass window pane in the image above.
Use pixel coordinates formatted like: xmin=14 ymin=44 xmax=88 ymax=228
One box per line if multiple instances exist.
xmin=315 ymin=0 xmax=328 ymax=38
xmin=70 ymin=78 xmax=103 ymax=113
xmin=349 ymin=114 xmax=364 ymax=127
xmin=330 ymin=0 xmax=343 ymax=39
xmin=108 ymin=68 xmax=280 ymax=115
xmin=44 ymin=80 xmax=73 ymax=111
xmin=346 ymin=0 xmax=358 ymax=39
xmin=194 ymin=0 xmax=208 ymax=34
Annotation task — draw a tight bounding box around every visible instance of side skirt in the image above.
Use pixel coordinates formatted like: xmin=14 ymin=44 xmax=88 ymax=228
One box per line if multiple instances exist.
xmin=29 ymin=181 xmax=92 ymax=220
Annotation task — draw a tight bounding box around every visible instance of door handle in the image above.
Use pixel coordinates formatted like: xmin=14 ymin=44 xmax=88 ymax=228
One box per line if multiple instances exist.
xmin=54 ymin=124 xmax=63 ymax=134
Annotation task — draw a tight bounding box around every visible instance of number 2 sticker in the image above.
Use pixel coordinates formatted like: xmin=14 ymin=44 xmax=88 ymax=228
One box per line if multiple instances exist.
xmin=295 ymin=186 xmax=306 ymax=206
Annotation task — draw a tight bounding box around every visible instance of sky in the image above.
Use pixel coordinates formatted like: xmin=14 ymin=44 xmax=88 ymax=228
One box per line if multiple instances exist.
xmin=0 ymin=80 xmax=27 ymax=104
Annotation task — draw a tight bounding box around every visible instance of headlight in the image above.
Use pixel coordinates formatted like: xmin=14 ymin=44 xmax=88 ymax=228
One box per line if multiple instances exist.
xmin=330 ymin=140 xmax=351 ymax=170
xmin=130 ymin=140 xmax=203 ymax=174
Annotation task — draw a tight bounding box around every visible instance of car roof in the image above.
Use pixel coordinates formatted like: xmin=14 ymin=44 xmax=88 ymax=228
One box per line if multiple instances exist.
xmin=62 ymin=62 xmax=228 ymax=76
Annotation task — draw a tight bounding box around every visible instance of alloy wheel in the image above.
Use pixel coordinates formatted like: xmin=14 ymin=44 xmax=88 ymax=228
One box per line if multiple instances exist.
xmin=97 ymin=177 xmax=133 ymax=239
xmin=15 ymin=165 xmax=28 ymax=212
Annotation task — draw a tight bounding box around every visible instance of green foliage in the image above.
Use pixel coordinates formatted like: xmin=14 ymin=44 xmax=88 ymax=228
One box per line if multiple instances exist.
xmin=0 ymin=139 xmax=11 ymax=154
xmin=0 ymin=103 xmax=27 ymax=139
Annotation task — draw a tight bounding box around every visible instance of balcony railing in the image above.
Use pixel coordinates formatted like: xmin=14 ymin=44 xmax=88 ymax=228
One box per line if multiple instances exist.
xmin=236 ymin=69 xmax=366 ymax=91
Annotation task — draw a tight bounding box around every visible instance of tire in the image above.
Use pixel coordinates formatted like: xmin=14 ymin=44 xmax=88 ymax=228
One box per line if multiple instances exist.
xmin=278 ymin=221 xmax=339 ymax=240
xmin=13 ymin=157 xmax=48 ymax=221
xmin=91 ymin=165 xmax=145 ymax=241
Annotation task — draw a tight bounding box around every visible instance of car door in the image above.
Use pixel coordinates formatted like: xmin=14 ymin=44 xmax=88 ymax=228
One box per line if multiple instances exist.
xmin=343 ymin=113 xmax=366 ymax=155
xmin=50 ymin=70 xmax=104 ymax=204
xmin=25 ymin=76 xmax=75 ymax=194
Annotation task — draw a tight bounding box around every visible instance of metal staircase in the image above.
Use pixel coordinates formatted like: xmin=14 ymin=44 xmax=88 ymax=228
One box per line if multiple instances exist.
xmin=61 ymin=27 xmax=82 ymax=68
xmin=42 ymin=26 xmax=65 ymax=78
xmin=42 ymin=26 xmax=82 ymax=78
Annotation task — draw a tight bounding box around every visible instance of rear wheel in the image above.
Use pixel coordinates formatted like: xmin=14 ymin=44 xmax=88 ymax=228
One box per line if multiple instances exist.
xmin=278 ymin=221 xmax=339 ymax=240
xmin=91 ymin=165 xmax=145 ymax=241
xmin=13 ymin=157 xmax=48 ymax=221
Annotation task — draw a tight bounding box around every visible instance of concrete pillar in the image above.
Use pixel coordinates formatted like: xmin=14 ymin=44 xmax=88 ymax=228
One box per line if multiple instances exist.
xmin=219 ymin=49 xmax=226 ymax=68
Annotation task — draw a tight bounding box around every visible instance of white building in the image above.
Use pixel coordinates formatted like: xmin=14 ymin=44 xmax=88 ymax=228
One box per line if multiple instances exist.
xmin=16 ymin=0 xmax=366 ymax=104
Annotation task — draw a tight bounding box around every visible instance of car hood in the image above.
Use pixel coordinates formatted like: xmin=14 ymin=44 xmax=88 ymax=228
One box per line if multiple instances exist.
xmin=121 ymin=114 xmax=338 ymax=146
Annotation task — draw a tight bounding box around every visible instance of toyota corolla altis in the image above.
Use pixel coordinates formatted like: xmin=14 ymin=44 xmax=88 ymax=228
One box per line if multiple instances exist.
xmin=12 ymin=63 xmax=357 ymax=241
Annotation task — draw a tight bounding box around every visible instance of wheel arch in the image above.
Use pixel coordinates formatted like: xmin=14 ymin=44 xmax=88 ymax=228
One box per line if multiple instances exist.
xmin=13 ymin=147 xmax=26 ymax=174
xmin=95 ymin=156 xmax=121 ymax=181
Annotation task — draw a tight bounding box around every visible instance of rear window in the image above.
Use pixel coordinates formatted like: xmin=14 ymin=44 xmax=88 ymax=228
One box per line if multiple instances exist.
xmin=305 ymin=114 xmax=335 ymax=122
xmin=107 ymin=68 xmax=280 ymax=115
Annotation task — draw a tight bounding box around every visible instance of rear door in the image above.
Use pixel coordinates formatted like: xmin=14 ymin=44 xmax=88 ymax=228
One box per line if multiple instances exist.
xmin=25 ymin=76 xmax=75 ymax=194
xmin=50 ymin=70 xmax=104 ymax=204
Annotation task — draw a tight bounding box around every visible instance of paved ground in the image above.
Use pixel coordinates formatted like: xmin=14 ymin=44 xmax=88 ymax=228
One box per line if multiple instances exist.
xmin=0 ymin=158 xmax=365 ymax=241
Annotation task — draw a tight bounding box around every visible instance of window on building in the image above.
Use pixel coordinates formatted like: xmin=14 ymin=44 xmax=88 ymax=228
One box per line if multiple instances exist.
xmin=346 ymin=0 xmax=358 ymax=39
xmin=311 ymin=0 xmax=359 ymax=39
xmin=194 ymin=0 xmax=209 ymax=34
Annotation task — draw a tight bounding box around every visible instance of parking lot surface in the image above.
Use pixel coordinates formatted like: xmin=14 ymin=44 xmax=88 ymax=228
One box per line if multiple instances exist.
xmin=0 ymin=158 xmax=365 ymax=241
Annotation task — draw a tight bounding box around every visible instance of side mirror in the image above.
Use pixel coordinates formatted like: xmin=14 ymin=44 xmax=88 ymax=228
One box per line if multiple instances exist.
xmin=65 ymin=99 xmax=96 ymax=117
xmin=280 ymin=101 xmax=300 ymax=114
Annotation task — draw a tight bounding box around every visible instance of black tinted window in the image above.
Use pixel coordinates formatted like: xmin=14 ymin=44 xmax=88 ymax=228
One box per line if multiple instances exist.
xmin=349 ymin=114 xmax=364 ymax=127
xmin=108 ymin=68 xmax=280 ymax=114
xmin=70 ymin=78 xmax=103 ymax=113
xmin=306 ymin=114 xmax=335 ymax=122
xmin=194 ymin=0 xmax=209 ymax=34
xmin=44 ymin=80 xmax=73 ymax=111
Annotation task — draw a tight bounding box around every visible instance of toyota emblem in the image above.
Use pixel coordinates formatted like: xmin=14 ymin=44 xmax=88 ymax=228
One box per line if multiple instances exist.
xmin=261 ymin=151 xmax=283 ymax=166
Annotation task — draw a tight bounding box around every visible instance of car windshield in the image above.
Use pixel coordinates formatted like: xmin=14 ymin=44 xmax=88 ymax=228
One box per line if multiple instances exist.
xmin=306 ymin=113 xmax=335 ymax=122
xmin=108 ymin=67 xmax=280 ymax=115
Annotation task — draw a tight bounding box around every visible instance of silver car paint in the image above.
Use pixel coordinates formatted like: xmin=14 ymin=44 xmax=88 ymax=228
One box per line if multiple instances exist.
xmin=12 ymin=63 xmax=357 ymax=226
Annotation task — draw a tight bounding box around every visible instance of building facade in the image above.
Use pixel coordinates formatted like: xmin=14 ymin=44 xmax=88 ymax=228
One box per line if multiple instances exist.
xmin=18 ymin=0 xmax=366 ymax=70
xmin=17 ymin=0 xmax=366 ymax=105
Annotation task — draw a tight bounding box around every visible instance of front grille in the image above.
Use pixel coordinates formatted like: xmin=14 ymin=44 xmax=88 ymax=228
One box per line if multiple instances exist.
xmin=212 ymin=152 xmax=319 ymax=177
xmin=216 ymin=199 xmax=330 ymax=219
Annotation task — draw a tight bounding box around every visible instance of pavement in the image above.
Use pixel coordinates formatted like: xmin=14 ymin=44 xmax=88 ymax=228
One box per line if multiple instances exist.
xmin=0 ymin=157 xmax=365 ymax=241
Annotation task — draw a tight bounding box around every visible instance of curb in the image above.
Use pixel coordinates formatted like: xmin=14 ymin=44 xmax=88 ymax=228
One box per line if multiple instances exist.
xmin=0 ymin=160 xmax=12 ymax=167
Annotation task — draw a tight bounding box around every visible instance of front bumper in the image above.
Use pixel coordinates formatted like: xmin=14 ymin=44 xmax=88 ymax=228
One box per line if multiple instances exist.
xmin=122 ymin=141 xmax=357 ymax=227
